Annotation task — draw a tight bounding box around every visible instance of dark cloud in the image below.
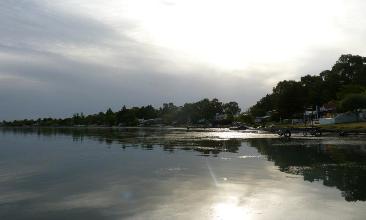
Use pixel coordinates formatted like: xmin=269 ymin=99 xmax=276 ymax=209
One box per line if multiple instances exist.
xmin=0 ymin=0 xmax=122 ymax=47
xmin=0 ymin=52 xmax=265 ymax=119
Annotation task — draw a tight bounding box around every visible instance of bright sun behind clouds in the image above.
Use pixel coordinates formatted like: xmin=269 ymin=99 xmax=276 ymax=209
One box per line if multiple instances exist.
xmin=124 ymin=0 xmax=345 ymax=70
xmin=49 ymin=0 xmax=364 ymax=75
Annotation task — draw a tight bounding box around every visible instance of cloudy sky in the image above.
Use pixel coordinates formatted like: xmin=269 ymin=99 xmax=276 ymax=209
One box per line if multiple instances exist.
xmin=1 ymin=0 xmax=366 ymax=120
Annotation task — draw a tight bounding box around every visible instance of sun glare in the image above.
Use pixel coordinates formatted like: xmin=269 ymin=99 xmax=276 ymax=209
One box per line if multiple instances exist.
xmin=211 ymin=196 xmax=252 ymax=220
xmin=125 ymin=0 xmax=343 ymax=70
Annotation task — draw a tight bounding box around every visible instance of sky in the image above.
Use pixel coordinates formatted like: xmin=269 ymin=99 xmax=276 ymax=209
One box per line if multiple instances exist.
xmin=1 ymin=0 xmax=366 ymax=120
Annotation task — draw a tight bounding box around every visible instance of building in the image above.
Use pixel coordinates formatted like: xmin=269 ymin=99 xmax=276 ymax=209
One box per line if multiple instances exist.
xmin=214 ymin=113 xmax=228 ymax=121
xmin=255 ymin=116 xmax=270 ymax=123
xmin=319 ymin=112 xmax=358 ymax=125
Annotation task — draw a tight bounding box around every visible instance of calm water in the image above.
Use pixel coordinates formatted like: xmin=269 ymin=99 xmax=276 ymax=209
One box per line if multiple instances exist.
xmin=1 ymin=128 xmax=366 ymax=220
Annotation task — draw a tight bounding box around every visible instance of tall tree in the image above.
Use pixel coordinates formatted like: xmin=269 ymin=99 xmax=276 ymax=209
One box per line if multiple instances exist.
xmin=223 ymin=101 xmax=241 ymax=115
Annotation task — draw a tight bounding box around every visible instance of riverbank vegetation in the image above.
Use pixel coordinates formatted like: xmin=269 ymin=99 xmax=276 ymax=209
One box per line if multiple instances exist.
xmin=1 ymin=99 xmax=241 ymax=127
xmin=250 ymin=54 xmax=366 ymax=119
xmin=2 ymin=54 xmax=366 ymax=128
xmin=319 ymin=121 xmax=366 ymax=132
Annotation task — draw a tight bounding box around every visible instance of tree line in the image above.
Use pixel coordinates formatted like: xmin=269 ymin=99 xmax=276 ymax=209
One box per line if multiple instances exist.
xmin=249 ymin=54 xmax=366 ymax=119
xmin=2 ymin=99 xmax=241 ymax=127
xmin=3 ymin=54 xmax=365 ymax=127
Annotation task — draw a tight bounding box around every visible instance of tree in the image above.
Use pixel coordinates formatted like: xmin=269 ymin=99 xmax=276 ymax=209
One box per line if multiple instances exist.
xmin=236 ymin=113 xmax=253 ymax=124
xmin=160 ymin=103 xmax=178 ymax=124
xmin=332 ymin=54 xmax=366 ymax=85
xmin=105 ymin=108 xmax=116 ymax=126
xmin=300 ymin=75 xmax=325 ymax=107
xmin=336 ymin=85 xmax=366 ymax=100
xmin=223 ymin=102 xmax=241 ymax=115
xmin=272 ymin=80 xmax=306 ymax=118
xmin=249 ymin=94 xmax=274 ymax=117
xmin=137 ymin=105 xmax=157 ymax=119
xmin=116 ymin=106 xmax=138 ymax=126
xmin=340 ymin=94 xmax=366 ymax=112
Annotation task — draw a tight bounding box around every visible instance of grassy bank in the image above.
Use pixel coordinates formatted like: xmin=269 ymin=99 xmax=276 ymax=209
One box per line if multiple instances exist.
xmin=264 ymin=121 xmax=366 ymax=133
xmin=318 ymin=122 xmax=366 ymax=132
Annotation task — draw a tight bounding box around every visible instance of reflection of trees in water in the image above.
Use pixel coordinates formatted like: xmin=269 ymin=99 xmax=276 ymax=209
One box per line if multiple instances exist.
xmin=248 ymin=139 xmax=366 ymax=202
xmin=4 ymin=128 xmax=366 ymax=201
xmin=1 ymin=128 xmax=240 ymax=155
xmin=304 ymin=165 xmax=366 ymax=201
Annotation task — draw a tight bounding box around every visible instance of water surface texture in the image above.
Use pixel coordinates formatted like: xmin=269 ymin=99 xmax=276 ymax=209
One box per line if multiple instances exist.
xmin=1 ymin=128 xmax=366 ymax=220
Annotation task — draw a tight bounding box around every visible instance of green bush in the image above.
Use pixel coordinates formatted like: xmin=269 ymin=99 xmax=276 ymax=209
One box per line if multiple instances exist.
xmin=340 ymin=94 xmax=366 ymax=112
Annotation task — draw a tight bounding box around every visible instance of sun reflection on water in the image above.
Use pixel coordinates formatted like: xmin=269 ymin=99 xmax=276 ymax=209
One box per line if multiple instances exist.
xmin=211 ymin=196 xmax=252 ymax=220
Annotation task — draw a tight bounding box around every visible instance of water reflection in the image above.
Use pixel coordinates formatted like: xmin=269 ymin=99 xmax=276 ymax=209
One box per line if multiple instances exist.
xmin=1 ymin=127 xmax=243 ymax=155
xmin=1 ymin=128 xmax=366 ymax=219
xmin=249 ymin=139 xmax=366 ymax=202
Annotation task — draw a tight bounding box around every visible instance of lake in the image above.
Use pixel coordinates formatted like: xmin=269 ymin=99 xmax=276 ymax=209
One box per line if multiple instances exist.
xmin=1 ymin=127 xmax=366 ymax=220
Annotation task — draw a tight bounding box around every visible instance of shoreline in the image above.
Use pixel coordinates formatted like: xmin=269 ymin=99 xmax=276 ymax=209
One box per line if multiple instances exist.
xmin=2 ymin=125 xmax=366 ymax=137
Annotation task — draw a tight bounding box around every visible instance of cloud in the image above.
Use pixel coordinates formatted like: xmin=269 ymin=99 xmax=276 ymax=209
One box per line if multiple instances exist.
xmin=0 ymin=0 xmax=120 ymax=46
xmin=0 ymin=0 xmax=266 ymax=120
xmin=1 ymin=0 xmax=366 ymax=120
